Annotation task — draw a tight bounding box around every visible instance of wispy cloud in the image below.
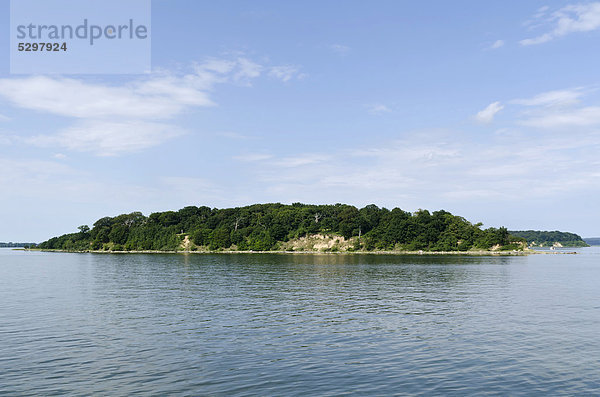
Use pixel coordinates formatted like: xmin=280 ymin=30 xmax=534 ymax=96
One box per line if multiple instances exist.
xmin=0 ymin=74 xmax=212 ymax=120
xmin=366 ymin=103 xmax=392 ymax=115
xmin=232 ymin=58 xmax=263 ymax=84
xmin=475 ymin=101 xmax=504 ymax=123
xmin=275 ymin=154 xmax=331 ymax=168
xmin=508 ymin=87 xmax=600 ymax=128
xmin=330 ymin=44 xmax=351 ymax=55
xmin=233 ymin=153 xmax=273 ymax=162
xmin=0 ymin=155 xmax=234 ymax=231
xmin=0 ymin=56 xmax=300 ymax=156
xmin=519 ymin=106 xmax=600 ymax=128
xmin=268 ymin=65 xmax=304 ymax=82
xmin=521 ymin=2 xmax=600 ymax=45
xmin=215 ymin=131 xmax=256 ymax=140
xmin=511 ymin=88 xmax=584 ymax=107
xmin=0 ymin=58 xmax=266 ymax=120
xmin=28 ymin=120 xmax=185 ymax=157
xmin=229 ymin=129 xmax=600 ymax=209
xmin=490 ymin=39 xmax=505 ymax=49
xmin=0 ymin=157 xmax=86 ymax=202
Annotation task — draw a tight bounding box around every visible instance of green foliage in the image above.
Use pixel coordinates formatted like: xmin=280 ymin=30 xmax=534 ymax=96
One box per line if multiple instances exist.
xmin=77 ymin=225 xmax=90 ymax=235
xmin=509 ymin=230 xmax=589 ymax=247
xmin=38 ymin=203 xmax=525 ymax=252
xmin=209 ymin=227 xmax=231 ymax=250
xmin=584 ymin=237 xmax=600 ymax=246
xmin=499 ymin=243 xmax=523 ymax=251
xmin=191 ymin=228 xmax=211 ymax=246
xmin=0 ymin=242 xmax=37 ymax=248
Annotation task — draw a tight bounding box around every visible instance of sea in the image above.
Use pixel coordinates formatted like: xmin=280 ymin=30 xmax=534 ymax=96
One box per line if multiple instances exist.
xmin=1 ymin=247 xmax=599 ymax=395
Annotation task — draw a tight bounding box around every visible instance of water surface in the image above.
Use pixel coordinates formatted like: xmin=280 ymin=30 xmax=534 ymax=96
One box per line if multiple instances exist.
xmin=1 ymin=248 xmax=599 ymax=395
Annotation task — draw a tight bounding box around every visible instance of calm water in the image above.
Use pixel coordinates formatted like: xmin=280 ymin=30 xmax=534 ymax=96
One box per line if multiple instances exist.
xmin=1 ymin=248 xmax=600 ymax=396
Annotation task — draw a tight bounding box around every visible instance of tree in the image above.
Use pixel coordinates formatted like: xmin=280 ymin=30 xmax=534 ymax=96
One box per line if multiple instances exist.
xmin=210 ymin=227 xmax=231 ymax=250
xmin=337 ymin=206 xmax=359 ymax=239
xmin=39 ymin=203 xmax=522 ymax=252
xmin=109 ymin=224 xmax=128 ymax=245
xmin=191 ymin=228 xmax=211 ymax=246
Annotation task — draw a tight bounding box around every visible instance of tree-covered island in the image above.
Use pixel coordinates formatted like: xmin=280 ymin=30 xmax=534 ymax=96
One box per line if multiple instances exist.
xmin=508 ymin=230 xmax=589 ymax=248
xmin=38 ymin=203 xmax=529 ymax=253
xmin=0 ymin=242 xmax=37 ymax=248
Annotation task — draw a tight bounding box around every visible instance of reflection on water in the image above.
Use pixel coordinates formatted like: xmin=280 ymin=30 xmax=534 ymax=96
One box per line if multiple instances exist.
xmin=0 ymin=249 xmax=599 ymax=395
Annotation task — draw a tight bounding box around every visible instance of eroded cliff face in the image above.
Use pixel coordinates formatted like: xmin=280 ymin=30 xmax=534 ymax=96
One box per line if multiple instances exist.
xmin=279 ymin=234 xmax=356 ymax=252
xmin=528 ymin=241 xmax=564 ymax=248
xmin=180 ymin=235 xmax=192 ymax=251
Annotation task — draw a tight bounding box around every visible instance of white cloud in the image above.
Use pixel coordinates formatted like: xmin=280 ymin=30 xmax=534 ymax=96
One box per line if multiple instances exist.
xmin=330 ymin=44 xmax=351 ymax=55
xmin=268 ymin=65 xmax=303 ymax=82
xmin=0 ymin=72 xmax=215 ymax=120
xmin=0 ymin=157 xmax=81 ymax=193
xmin=0 ymin=59 xmax=264 ymax=120
xmin=521 ymin=2 xmax=600 ymax=45
xmin=511 ymin=88 xmax=584 ymax=107
xmin=6 ymin=123 xmax=600 ymax=238
xmin=198 ymin=58 xmax=236 ymax=74
xmin=366 ymin=103 xmax=392 ymax=115
xmin=0 ymin=155 xmax=223 ymax=211
xmin=233 ymin=153 xmax=273 ymax=162
xmin=520 ymin=33 xmax=554 ymax=46
xmin=28 ymin=121 xmax=185 ymax=156
xmin=275 ymin=154 xmax=331 ymax=168
xmin=233 ymin=153 xmax=330 ymax=168
xmin=519 ymin=106 xmax=600 ymax=128
xmin=533 ymin=6 xmax=550 ymax=20
xmin=230 ymin=130 xmax=600 ymax=209
xmin=475 ymin=101 xmax=504 ymax=123
xmin=0 ymin=155 xmax=232 ymax=216
xmin=443 ymin=189 xmax=506 ymax=200
xmin=233 ymin=58 xmax=263 ymax=83
xmin=0 ymin=56 xmax=299 ymax=156
xmin=216 ymin=131 xmax=255 ymax=140
xmin=508 ymin=86 xmax=600 ymax=129
xmin=490 ymin=39 xmax=505 ymax=49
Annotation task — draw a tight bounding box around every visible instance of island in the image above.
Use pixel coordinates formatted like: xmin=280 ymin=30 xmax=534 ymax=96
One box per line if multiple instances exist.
xmin=0 ymin=242 xmax=37 ymax=248
xmin=35 ymin=203 xmax=535 ymax=254
xmin=508 ymin=230 xmax=589 ymax=248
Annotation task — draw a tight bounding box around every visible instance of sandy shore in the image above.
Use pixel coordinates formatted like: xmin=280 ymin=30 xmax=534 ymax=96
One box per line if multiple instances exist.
xmin=21 ymin=248 xmax=576 ymax=255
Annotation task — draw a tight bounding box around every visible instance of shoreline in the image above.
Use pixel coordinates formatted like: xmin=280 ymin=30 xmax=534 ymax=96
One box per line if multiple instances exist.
xmin=20 ymin=248 xmax=577 ymax=256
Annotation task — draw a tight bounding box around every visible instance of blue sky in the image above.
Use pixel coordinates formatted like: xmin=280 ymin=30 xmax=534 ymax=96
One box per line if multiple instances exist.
xmin=1 ymin=0 xmax=600 ymax=241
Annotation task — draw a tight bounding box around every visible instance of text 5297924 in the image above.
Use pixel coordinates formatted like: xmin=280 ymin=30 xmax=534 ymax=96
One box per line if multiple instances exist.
xmin=18 ymin=42 xmax=67 ymax=51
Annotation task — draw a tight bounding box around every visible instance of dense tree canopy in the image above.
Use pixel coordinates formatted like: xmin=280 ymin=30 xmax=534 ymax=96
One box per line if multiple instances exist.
xmin=584 ymin=237 xmax=600 ymax=246
xmin=509 ymin=230 xmax=589 ymax=247
xmin=0 ymin=242 xmax=36 ymax=248
xmin=39 ymin=203 xmax=525 ymax=252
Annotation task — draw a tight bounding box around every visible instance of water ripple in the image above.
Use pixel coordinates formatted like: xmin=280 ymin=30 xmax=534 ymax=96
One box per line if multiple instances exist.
xmin=1 ymin=249 xmax=600 ymax=395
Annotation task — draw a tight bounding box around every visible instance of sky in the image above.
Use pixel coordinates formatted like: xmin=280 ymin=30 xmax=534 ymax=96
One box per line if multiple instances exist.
xmin=1 ymin=0 xmax=600 ymax=241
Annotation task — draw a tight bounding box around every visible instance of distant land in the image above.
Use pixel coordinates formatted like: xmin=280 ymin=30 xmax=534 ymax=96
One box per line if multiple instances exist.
xmin=509 ymin=231 xmax=589 ymax=248
xmin=0 ymin=242 xmax=37 ymax=248
xmin=584 ymin=238 xmax=600 ymax=246
xmin=38 ymin=203 xmax=528 ymax=253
